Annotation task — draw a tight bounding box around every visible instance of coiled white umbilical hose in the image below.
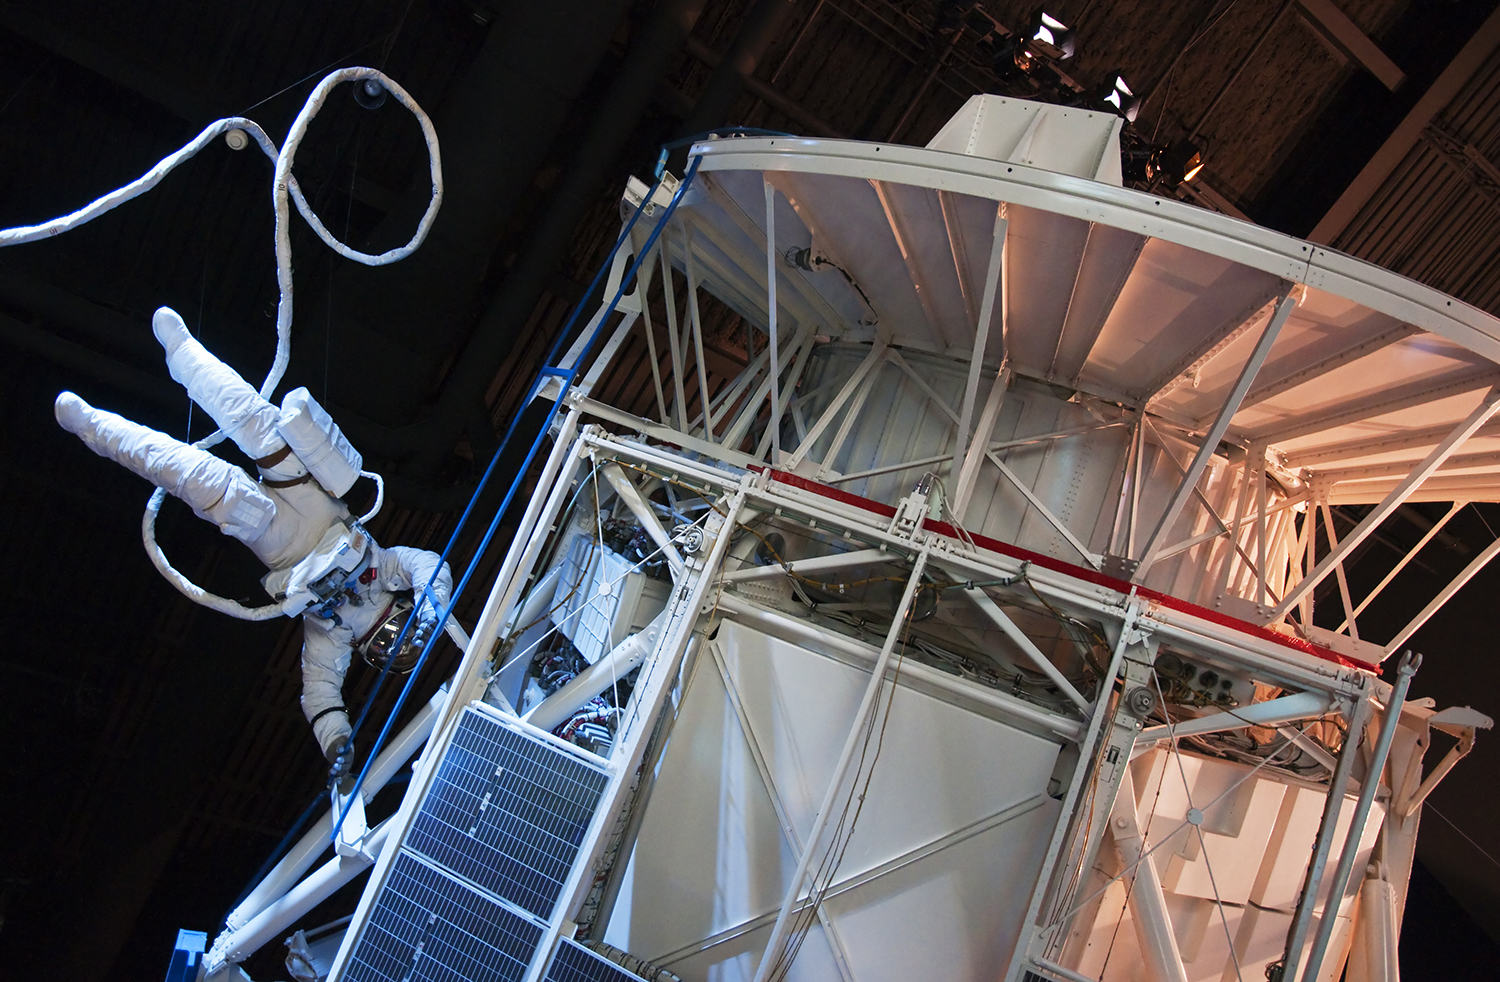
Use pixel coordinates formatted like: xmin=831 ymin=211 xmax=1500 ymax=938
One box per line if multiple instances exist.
xmin=1 ymin=68 xmax=442 ymax=620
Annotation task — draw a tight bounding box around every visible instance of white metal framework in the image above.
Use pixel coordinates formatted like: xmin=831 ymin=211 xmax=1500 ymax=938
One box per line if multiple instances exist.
xmin=209 ymin=97 xmax=1496 ymax=982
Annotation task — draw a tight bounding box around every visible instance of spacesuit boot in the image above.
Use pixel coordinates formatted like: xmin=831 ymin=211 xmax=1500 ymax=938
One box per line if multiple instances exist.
xmin=54 ymin=391 xmax=276 ymax=545
xmin=152 ymin=306 xmax=299 ymax=481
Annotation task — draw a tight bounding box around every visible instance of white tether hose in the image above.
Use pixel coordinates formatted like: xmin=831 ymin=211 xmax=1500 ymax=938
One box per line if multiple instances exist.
xmin=2 ymin=68 xmax=443 ymax=620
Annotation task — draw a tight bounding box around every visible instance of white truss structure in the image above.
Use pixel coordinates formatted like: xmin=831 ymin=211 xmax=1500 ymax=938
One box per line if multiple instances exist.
xmin=211 ymin=97 xmax=1498 ymax=982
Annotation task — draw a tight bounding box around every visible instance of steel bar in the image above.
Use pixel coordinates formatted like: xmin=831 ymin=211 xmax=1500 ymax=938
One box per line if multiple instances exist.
xmin=955 ymin=209 xmax=1009 ymax=472
xmin=715 ymin=593 xmax=1084 ymax=741
xmin=1155 ymin=493 xmax=1306 ymax=562
xmin=637 ymin=249 xmax=671 ymax=422
xmin=1383 ymin=530 xmax=1500 ymax=656
xmin=1136 ymin=295 xmax=1294 ymax=580
xmin=752 ymin=549 xmax=932 ymax=982
xmin=1277 ymin=689 xmax=1374 ymax=982
xmin=1002 ymin=604 xmax=1140 ymax=982
xmin=986 ymin=449 xmax=1101 ymax=567
xmin=601 ymin=461 xmax=686 ymax=579
xmin=1138 ymin=691 xmax=1333 ymax=743
xmin=784 ymin=337 xmax=887 ymax=468
xmin=223 ymin=688 xmax=444 ymax=931
xmin=765 ymin=180 xmax=782 ymax=458
xmin=1320 ymin=503 xmax=1360 ymax=641
xmin=659 ymin=237 xmax=690 ymax=430
xmin=886 ymin=348 xmax=962 ymax=424
xmin=722 ymin=546 xmax=893 ymax=582
xmin=1111 ymin=768 xmax=1190 ymax=982
xmin=1300 ymin=652 xmax=1420 ymax=982
xmin=754 ymin=332 xmax=816 ymax=460
xmin=962 ymin=586 xmax=1091 ymax=711
xmin=212 ymin=821 xmax=394 ymax=970
xmin=682 ymin=225 xmax=716 ymax=442
xmin=1272 ymin=387 xmax=1500 ymax=620
xmin=953 ymin=367 xmax=1011 ymax=516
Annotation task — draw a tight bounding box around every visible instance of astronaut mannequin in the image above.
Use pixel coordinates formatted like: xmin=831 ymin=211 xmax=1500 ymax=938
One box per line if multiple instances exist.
xmin=54 ymin=307 xmax=452 ymax=785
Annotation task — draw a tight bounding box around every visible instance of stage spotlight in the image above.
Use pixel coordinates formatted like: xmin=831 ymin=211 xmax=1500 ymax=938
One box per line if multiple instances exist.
xmin=1026 ymin=11 xmax=1075 ymax=60
xmin=1121 ymin=147 xmax=1159 ymax=184
xmin=1100 ymin=74 xmax=1141 ymax=122
xmin=1160 ymin=138 xmax=1205 ymax=186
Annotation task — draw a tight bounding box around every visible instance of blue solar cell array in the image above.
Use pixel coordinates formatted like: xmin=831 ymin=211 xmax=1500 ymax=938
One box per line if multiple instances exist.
xmin=542 ymin=939 xmax=649 ymax=982
xmin=342 ymin=708 xmax=613 ymax=982
xmin=343 ymin=852 xmax=542 ymax=982
xmin=406 ymin=708 xmax=610 ymax=919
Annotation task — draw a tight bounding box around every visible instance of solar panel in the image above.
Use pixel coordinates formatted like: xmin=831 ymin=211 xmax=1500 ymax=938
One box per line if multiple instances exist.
xmin=343 ymin=852 xmax=543 ymax=982
xmin=542 ymin=939 xmax=649 ymax=982
xmin=343 ymin=707 xmax=614 ymax=982
xmin=405 ymin=708 xmax=611 ymax=919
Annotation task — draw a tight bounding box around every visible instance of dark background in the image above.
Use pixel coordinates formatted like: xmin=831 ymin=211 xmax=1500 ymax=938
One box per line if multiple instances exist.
xmin=0 ymin=0 xmax=1497 ymax=979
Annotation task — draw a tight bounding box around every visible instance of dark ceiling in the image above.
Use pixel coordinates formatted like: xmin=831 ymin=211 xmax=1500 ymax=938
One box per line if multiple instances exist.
xmin=2 ymin=1 xmax=1499 ymax=980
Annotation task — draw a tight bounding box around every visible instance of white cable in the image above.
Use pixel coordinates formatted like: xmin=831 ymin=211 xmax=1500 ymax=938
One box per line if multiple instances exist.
xmin=358 ymin=470 xmax=386 ymax=524
xmin=2 ymin=69 xmax=442 ymax=619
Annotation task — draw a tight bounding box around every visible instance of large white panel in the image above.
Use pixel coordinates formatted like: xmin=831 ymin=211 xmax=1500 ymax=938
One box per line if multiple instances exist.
xmin=604 ymin=653 xmax=798 ymax=960
xmin=716 ymin=620 xmax=1064 ymax=880
xmin=820 ymin=802 xmax=1060 ymax=982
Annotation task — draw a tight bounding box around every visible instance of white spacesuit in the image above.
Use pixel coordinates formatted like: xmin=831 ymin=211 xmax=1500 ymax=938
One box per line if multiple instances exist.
xmin=54 ymin=307 xmax=452 ymax=773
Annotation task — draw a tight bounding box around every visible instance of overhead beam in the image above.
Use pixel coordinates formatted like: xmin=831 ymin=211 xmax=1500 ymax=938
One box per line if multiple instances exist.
xmin=1050 ymin=228 xmax=1146 ymax=385
xmin=1311 ymin=4 xmax=1500 ymax=243
xmin=1282 ymin=418 xmax=1500 ymax=468
xmin=872 ymin=180 xmax=945 ymax=343
xmin=1135 ymin=295 xmax=1295 ymax=580
xmin=1270 ymin=387 xmax=1500 ymax=620
xmin=1142 ymin=287 xmax=1287 ymax=404
xmin=1315 ymin=448 xmax=1500 ymax=484
xmin=1235 ymin=323 xmax=1421 ymax=413
xmin=1245 ymin=367 xmax=1500 ymax=445
xmin=1293 ymin=0 xmax=1405 ymax=91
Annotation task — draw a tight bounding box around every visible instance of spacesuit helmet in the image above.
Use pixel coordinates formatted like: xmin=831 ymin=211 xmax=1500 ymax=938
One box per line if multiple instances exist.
xmin=359 ymin=595 xmax=424 ymax=675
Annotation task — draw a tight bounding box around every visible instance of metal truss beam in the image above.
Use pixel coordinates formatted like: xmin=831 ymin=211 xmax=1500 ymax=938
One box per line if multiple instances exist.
xmin=1235 ymin=323 xmax=1420 ymax=414
xmin=1143 ymin=287 xmax=1287 ymax=405
xmin=1135 ymin=295 xmax=1295 ymax=581
xmin=1245 ymin=367 xmax=1500 ymax=445
xmin=1270 ymin=386 xmax=1500 ymax=621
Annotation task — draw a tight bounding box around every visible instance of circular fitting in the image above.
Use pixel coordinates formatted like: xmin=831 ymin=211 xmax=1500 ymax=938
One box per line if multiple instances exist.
xmin=677 ymin=526 xmax=705 ymax=554
xmin=1124 ymin=686 xmax=1156 ymax=718
xmin=224 ymin=128 xmax=249 ymax=151
xmin=1186 ymin=807 xmax=1204 ymax=826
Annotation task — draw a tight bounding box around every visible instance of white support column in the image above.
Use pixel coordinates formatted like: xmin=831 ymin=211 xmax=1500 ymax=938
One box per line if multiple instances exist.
xmin=1271 ymin=386 xmax=1500 ymax=620
xmin=681 ymin=225 xmax=716 ymax=442
xmin=1135 ymin=294 xmax=1294 ymax=581
xmin=1110 ymin=769 xmax=1190 ymax=982
xmin=955 ymin=208 xmax=1008 ymax=470
xmin=1137 ymin=690 xmax=1333 ymax=743
xmin=755 ymin=334 xmax=816 ymax=459
xmin=784 ymin=338 xmax=887 ymax=469
xmin=752 ymin=549 xmax=932 ymax=982
xmin=601 ymin=461 xmax=685 ymax=580
xmin=952 ymin=366 xmax=1011 ymax=517
xmin=764 ymin=179 xmax=782 ymax=460
xmin=1319 ymin=503 xmax=1360 ymax=641
xmin=659 ymin=238 xmax=690 ymax=430
xmin=637 ymin=248 xmax=669 ymax=423
xmin=721 ymin=328 xmax=809 ymax=452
